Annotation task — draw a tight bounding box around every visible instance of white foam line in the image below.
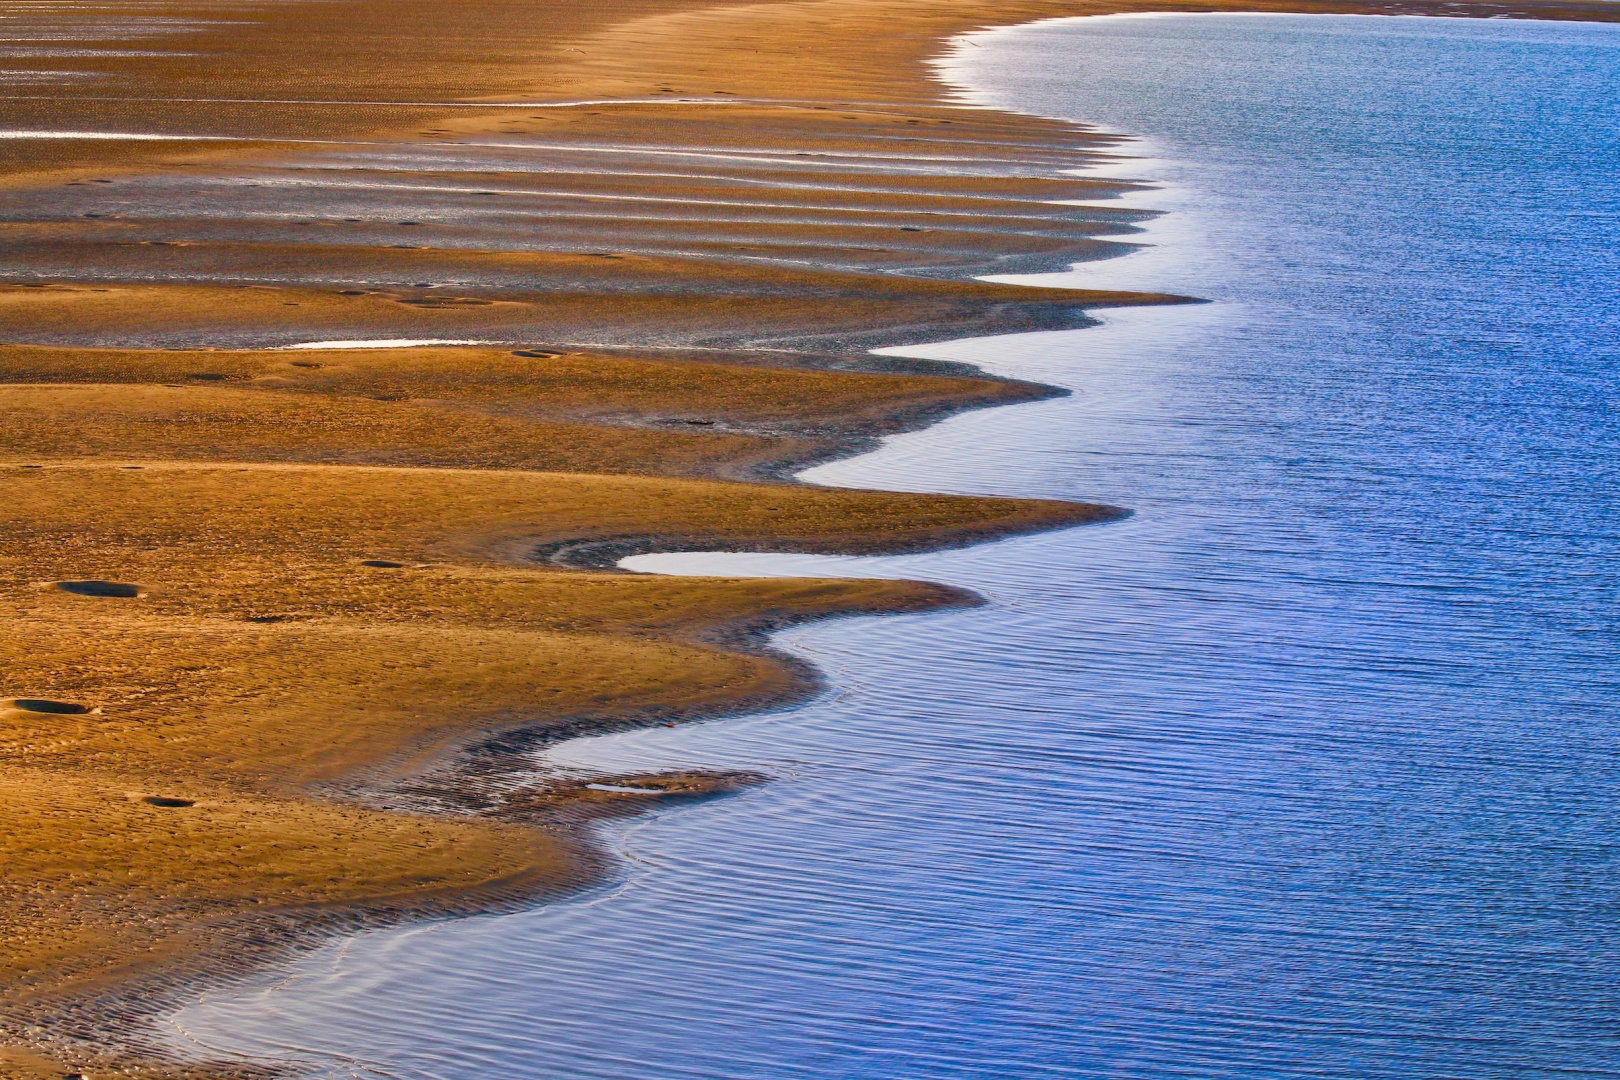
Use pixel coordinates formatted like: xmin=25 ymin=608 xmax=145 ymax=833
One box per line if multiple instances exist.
xmin=296 ymin=164 xmax=1074 ymax=205
xmin=0 ymin=94 xmax=936 ymax=110
xmin=429 ymin=141 xmax=1055 ymax=172
xmin=245 ymin=177 xmax=1087 ymax=223
xmin=0 ymin=130 xmax=241 ymax=140
xmin=279 ymin=338 xmax=497 ymax=351
xmin=0 ymin=95 xmax=756 ymax=109
xmin=0 ymin=128 xmax=1062 ymax=168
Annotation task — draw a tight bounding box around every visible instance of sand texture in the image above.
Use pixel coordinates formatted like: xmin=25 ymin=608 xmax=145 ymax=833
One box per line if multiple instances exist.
xmin=3 ymin=0 xmax=1616 ymax=1075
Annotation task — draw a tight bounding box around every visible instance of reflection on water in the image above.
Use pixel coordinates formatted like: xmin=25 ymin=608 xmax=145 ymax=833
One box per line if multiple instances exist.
xmin=169 ymin=15 xmax=1620 ymax=1079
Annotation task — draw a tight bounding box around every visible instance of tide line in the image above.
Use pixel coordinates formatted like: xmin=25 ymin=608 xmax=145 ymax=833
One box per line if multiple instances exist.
xmin=278 ymin=339 xmax=499 ymax=351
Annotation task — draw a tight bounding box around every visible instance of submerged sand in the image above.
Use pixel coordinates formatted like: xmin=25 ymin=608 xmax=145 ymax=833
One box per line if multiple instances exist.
xmin=2 ymin=0 xmax=1615 ymax=1075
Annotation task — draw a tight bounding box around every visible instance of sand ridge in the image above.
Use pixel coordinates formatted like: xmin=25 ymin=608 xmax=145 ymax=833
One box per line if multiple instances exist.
xmin=3 ymin=0 xmax=1618 ymax=1075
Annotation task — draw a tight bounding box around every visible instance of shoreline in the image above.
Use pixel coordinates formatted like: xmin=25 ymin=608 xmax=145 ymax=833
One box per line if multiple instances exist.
xmin=4 ymin=1 xmax=1619 ymax=1077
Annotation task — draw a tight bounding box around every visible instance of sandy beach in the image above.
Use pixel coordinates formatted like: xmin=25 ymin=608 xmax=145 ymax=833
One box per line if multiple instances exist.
xmin=4 ymin=0 xmax=1617 ymax=1076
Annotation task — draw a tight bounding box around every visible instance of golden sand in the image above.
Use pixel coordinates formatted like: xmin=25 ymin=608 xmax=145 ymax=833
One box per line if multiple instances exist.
xmin=0 ymin=343 xmax=1053 ymax=477
xmin=3 ymin=0 xmax=1616 ymax=1075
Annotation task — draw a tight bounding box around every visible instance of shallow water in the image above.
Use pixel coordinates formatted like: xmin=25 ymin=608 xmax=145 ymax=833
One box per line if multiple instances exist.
xmin=169 ymin=14 xmax=1620 ymax=1079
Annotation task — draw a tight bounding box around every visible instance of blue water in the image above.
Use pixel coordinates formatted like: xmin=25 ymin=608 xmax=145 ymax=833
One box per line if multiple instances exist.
xmin=168 ymin=14 xmax=1620 ymax=1079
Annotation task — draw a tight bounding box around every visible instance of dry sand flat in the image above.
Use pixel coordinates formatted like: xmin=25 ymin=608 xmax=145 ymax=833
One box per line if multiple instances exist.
xmin=3 ymin=0 xmax=1618 ymax=1076
xmin=0 ymin=344 xmax=1053 ymax=477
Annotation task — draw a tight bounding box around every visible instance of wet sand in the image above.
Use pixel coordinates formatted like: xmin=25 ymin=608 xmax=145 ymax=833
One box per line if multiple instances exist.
xmin=3 ymin=0 xmax=1616 ymax=1076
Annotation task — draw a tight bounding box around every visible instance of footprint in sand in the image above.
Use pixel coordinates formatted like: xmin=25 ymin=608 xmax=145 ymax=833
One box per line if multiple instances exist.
xmin=55 ymin=580 xmax=141 ymax=598
xmin=3 ymin=699 xmax=91 ymax=715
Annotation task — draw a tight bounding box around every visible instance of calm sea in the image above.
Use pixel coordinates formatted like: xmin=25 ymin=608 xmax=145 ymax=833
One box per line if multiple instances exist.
xmin=168 ymin=14 xmax=1620 ymax=1079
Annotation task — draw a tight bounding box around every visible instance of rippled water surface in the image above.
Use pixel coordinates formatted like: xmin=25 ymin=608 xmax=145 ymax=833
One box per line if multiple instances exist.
xmin=170 ymin=14 xmax=1620 ymax=1078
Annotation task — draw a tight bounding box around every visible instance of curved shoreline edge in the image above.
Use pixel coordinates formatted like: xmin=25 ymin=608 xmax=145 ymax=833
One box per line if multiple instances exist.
xmin=2 ymin=1 xmax=1618 ymax=1077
